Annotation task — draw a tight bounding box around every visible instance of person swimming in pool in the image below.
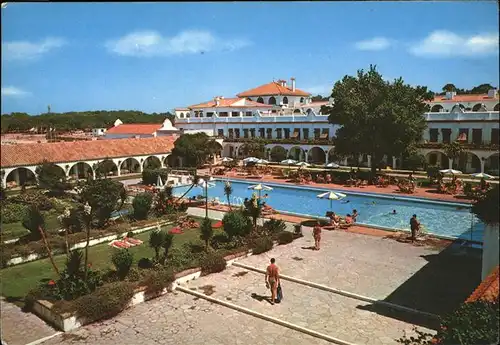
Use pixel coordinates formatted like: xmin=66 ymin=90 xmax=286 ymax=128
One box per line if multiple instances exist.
xmin=391 ymin=209 xmax=397 ymax=214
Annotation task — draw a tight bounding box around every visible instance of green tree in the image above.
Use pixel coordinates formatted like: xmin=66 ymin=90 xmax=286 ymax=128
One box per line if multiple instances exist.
xmin=239 ymin=142 xmax=265 ymax=158
xmin=79 ymin=178 xmax=127 ymax=228
xmin=442 ymin=83 xmax=457 ymax=92
xmin=311 ymin=94 xmax=329 ymax=102
xmin=36 ymin=160 xmax=70 ymax=195
xmin=270 ymin=147 xmax=287 ymax=162
xmin=403 ymin=153 xmax=426 ymax=173
xmin=222 ymin=210 xmax=252 ymax=239
xmin=323 ymin=65 xmax=432 ymax=175
xmin=199 ymin=217 xmax=213 ymax=251
xmin=472 ymin=185 xmax=499 ymax=225
xmin=161 ymin=233 xmax=174 ymax=264
xmin=142 ymin=168 xmax=169 ymax=186
xmin=443 ymin=141 xmax=464 ymax=170
xmin=171 ymin=133 xmax=216 ymax=167
xmin=149 ymin=230 xmax=165 ymax=262
xmin=132 ymin=192 xmax=153 ymax=220
xmin=224 ymin=181 xmax=233 ymax=210
xmin=95 ymin=159 xmax=117 ymax=178
xmin=470 ymin=83 xmax=495 ymax=95
xmin=244 ymin=195 xmax=263 ymax=231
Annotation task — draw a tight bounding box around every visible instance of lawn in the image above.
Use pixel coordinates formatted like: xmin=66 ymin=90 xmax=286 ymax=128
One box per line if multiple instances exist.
xmin=0 ymin=217 xmax=222 ymax=302
xmin=1 ymin=210 xmax=62 ymax=241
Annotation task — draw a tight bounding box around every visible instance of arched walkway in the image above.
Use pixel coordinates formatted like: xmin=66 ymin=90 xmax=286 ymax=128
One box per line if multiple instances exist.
xmin=270 ymin=146 xmax=287 ymax=162
xmin=120 ymin=158 xmax=142 ymax=175
xmin=69 ymin=162 xmax=94 ymax=180
xmin=223 ymin=144 xmax=237 ymax=158
xmin=457 ymin=152 xmax=481 ymax=173
xmin=484 ymin=153 xmax=499 ymax=176
xmin=425 ymin=151 xmax=448 ymax=168
xmin=327 ymin=149 xmax=342 ymax=165
xmin=494 ymin=103 xmax=499 ymax=111
xmin=430 ymin=104 xmax=443 ymax=112
xmin=293 ymin=109 xmax=302 ymax=114
xmin=308 ymin=147 xmax=326 ymax=164
xmin=472 ymin=103 xmax=483 ymax=112
xmin=96 ymin=159 xmax=118 ymax=177
xmin=5 ymin=167 xmax=37 ymax=188
xmin=288 ymin=146 xmax=304 ymax=161
xmin=143 ymin=156 xmax=162 ymax=170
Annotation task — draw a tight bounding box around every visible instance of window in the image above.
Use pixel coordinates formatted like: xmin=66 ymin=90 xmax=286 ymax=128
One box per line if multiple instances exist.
xmin=442 ymin=129 xmax=451 ymax=143
xmin=219 ymin=112 xmax=228 ymax=117
xmin=291 ymin=129 xmax=300 ymax=139
xmin=472 ymin=129 xmax=482 ymax=144
xmin=429 ymin=129 xmax=439 ymax=142
xmin=491 ymin=128 xmax=499 ymax=145
xmin=266 ymin=128 xmax=272 ymax=139
xmin=217 ymin=129 xmax=224 ymax=137
xmin=458 ymin=128 xmax=469 ymax=142
xmin=320 ymin=129 xmax=329 ymax=139
xmin=283 ymin=96 xmax=288 ymax=105
xmin=284 ymin=129 xmax=290 ymax=139
xmin=250 ymin=129 xmax=256 ymax=138
xmin=303 ymin=128 xmax=309 ymax=140
xmin=314 ymin=128 xmax=321 ymax=139
xmin=259 ymin=128 xmax=265 ymax=138
xmin=276 ymin=128 xmax=282 ymax=139
xmin=186 ymin=113 xmax=191 ymax=118
xmin=232 ymin=112 xmax=240 ymax=117
xmin=235 ymin=129 xmax=240 ymax=138
xmin=206 ymin=112 xmax=214 ymax=118
xmin=430 ymin=105 xmax=444 ymax=112
xmin=228 ymin=129 xmax=234 ymax=139
xmin=257 ymin=97 xmax=264 ymax=104
xmin=429 ymin=154 xmax=438 ymax=166
xmin=243 ymin=129 xmax=249 ymax=138
xmin=245 ymin=111 xmax=253 ymax=116
xmin=179 ymin=112 xmax=184 ymax=118
xmin=268 ymin=96 xmax=276 ymax=105
xmin=300 ymin=97 xmax=304 ymax=103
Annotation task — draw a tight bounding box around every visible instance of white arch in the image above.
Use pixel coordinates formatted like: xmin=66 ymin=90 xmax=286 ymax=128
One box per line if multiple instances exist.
xmin=68 ymin=162 xmax=94 ymax=180
xmin=120 ymin=157 xmax=142 ymax=174
xmin=4 ymin=167 xmax=37 ymax=188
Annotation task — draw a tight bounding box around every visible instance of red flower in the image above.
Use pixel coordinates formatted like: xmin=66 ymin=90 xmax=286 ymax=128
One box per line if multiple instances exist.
xmin=48 ymin=280 xmax=56 ymax=286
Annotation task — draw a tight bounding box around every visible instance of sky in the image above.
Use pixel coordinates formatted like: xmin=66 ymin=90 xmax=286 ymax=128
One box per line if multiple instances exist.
xmin=1 ymin=1 xmax=499 ymax=115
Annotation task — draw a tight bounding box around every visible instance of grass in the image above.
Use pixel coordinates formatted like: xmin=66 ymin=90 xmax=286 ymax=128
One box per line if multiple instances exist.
xmin=0 ymin=217 xmax=222 ymax=303
xmin=1 ymin=210 xmax=62 ymax=241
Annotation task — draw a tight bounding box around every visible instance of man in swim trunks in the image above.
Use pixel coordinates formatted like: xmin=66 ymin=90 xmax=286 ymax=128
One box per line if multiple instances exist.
xmin=265 ymin=258 xmax=280 ymax=305
xmin=313 ymin=220 xmax=322 ymax=250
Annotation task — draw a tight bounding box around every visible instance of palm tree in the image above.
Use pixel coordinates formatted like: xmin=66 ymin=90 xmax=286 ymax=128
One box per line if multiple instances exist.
xmin=161 ymin=233 xmax=174 ymax=264
xmin=149 ymin=230 xmax=165 ymax=262
xmin=199 ymin=217 xmax=213 ymax=251
xmin=174 ymin=169 xmax=199 ymax=203
xmin=224 ymin=181 xmax=233 ymax=209
xmin=244 ymin=195 xmax=262 ymax=231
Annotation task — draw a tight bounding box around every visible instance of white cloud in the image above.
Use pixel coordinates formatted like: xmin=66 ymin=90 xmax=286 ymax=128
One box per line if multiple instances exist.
xmin=105 ymin=30 xmax=252 ymax=57
xmin=354 ymin=37 xmax=392 ymax=51
xmin=2 ymin=37 xmax=66 ymax=61
xmin=409 ymin=30 xmax=499 ymax=58
xmin=1 ymin=86 xmax=31 ymax=97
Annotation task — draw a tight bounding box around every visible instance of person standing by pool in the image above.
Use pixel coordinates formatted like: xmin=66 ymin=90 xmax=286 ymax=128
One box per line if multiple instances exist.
xmin=265 ymin=258 xmax=280 ymax=305
xmin=313 ymin=220 xmax=322 ymax=250
xmin=410 ymin=214 xmax=420 ymax=241
xmin=352 ymin=209 xmax=358 ymax=222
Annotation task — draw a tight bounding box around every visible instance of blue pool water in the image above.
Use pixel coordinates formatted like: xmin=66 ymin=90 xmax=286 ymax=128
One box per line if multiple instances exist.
xmin=173 ymin=179 xmax=484 ymax=243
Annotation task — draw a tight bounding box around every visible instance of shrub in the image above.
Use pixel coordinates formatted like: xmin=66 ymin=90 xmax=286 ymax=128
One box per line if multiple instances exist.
xmin=200 ymin=252 xmax=226 ymax=275
xmin=143 ymin=267 xmax=175 ymax=295
xmin=21 ymin=205 xmax=45 ymax=238
xmin=277 ymin=231 xmax=294 ymax=244
xmin=125 ymin=267 xmax=144 ymax=282
xmin=75 ymin=282 xmax=135 ymax=323
xmin=222 ymin=210 xmax=252 ymax=239
xmin=209 ymin=233 xmax=231 ymax=249
xmin=9 ymin=191 xmax=53 ymax=211
xmin=137 ymin=257 xmax=153 ymax=269
xmin=252 ymin=237 xmax=273 ymax=254
xmin=183 ymin=240 xmax=205 ymax=254
xmin=127 ymin=231 xmax=135 ymax=238
xmin=1 ymin=202 xmax=27 ymax=223
xmin=199 ymin=217 xmax=213 ymax=250
xmin=426 ymin=165 xmax=440 ymax=183
xmin=132 ymin=192 xmax=153 ymax=220
xmin=142 ymin=168 xmax=169 ymax=186
xmin=263 ymin=218 xmax=286 ymax=235
xmin=111 ymin=249 xmax=134 ymax=280
xmin=167 ymin=247 xmax=199 ymax=271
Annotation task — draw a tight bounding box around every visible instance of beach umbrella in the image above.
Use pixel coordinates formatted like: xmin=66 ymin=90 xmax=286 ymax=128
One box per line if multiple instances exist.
xmin=281 ymin=159 xmax=297 ymax=165
xmin=156 ymin=174 xmax=164 ymax=188
xmin=325 ymin=162 xmax=340 ymax=168
xmin=256 ymin=159 xmax=270 ymax=164
xmin=471 ymin=172 xmax=494 ymax=179
xmin=317 ymin=191 xmax=347 ymax=210
xmin=439 ymin=169 xmax=462 ymax=175
xmin=221 ymin=157 xmax=233 ymax=163
xmin=296 ymin=162 xmax=311 ymax=168
xmin=243 ymin=157 xmax=259 ymax=163
xmin=248 ymin=183 xmax=273 ymax=198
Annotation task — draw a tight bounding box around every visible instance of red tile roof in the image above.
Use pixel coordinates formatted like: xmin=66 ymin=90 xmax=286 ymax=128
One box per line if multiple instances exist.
xmin=430 ymin=94 xmax=498 ymax=103
xmin=188 ymin=98 xmax=272 ymax=109
xmin=1 ymin=136 xmax=174 ymax=168
xmin=466 ymin=266 xmax=499 ymax=303
xmin=105 ymin=124 xmax=163 ymax=135
xmin=237 ymin=81 xmax=311 ymax=97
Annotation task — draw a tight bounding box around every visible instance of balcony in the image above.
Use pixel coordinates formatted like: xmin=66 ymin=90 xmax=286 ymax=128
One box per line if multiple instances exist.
xmin=417 ymin=142 xmax=499 ymax=151
xmin=222 ymin=137 xmax=334 ymax=145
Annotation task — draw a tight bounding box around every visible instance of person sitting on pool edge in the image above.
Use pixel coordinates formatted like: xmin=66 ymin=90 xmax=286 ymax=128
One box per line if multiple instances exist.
xmin=345 ymin=214 xmax=353 ymax=225
xmin=352 ymin=209 xmax=358 ymax=222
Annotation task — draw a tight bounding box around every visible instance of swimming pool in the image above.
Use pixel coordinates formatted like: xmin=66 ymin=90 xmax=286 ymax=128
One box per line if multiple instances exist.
xmin=173 ymin=179 xmax=484 ymax=243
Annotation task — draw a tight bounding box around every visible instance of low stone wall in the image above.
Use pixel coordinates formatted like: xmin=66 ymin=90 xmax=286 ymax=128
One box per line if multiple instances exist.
xmin=6 ymin=221 xmax=172 ymax=267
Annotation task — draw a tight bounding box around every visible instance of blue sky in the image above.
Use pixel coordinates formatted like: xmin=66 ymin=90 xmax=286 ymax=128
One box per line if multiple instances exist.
xmin=1 ymin=1 xmax=498 ymax=115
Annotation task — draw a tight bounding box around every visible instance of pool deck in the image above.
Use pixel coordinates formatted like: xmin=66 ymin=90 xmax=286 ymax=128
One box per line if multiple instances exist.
xmin=199 ymin=169 xmax=475 ymax=204
xmin=39 ymin=223 xmax=482 ymax=345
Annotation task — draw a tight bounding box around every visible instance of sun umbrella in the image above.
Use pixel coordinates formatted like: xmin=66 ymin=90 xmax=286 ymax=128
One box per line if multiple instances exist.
xmin=281 ymin=159 xmax=297 ymax=165
xmin=256 ymin=159 xmax=270 ymax=164
xmin=317 ymin=191 xmax=347 ymax=210
xmin=221 ymin=157 xmax=233 ymax=163
xmin=156 ymin=174 xmax=164 ymax=188
xmin=325 ymin=162 xmax=340 ymax=168
xmin=296 ymin=162 xmax=310 ymax=167
xmin=471 ymin=172 xmax=494 ymax=179
xmin=439 ymin=169 xmax=462 ymax=175
xmin=248 ymin=183 xmax=273 ymax=198
xmin=243 ymin=157 xmax=259 ymax=163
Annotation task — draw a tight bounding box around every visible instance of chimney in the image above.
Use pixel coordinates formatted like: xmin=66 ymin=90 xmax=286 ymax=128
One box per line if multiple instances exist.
xmin=291 ymin=77 xmax=296 ymax=91
xmin=488 ymin=88 xmax=498 ymax=98
xmin=214 ymin=96 xmax=220 ymax=106
xmin=445 ymin=91 xmax=456 ymax=100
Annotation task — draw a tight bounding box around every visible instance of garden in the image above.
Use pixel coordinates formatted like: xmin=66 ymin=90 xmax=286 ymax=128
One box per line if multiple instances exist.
xmin=1 ymin=164 xmax=302 ymax=328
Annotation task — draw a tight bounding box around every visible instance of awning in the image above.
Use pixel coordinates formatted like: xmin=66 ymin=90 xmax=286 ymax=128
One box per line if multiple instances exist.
xmin=320 ymin=133 xmax=328 ymax=139
xmin=457 ymin=133 xmax=467 ymax=141
xmin=291 ymin=131 xmax=299 ymax=138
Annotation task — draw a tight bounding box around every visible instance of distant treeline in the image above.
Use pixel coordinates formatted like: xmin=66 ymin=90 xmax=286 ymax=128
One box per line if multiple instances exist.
xmin=0 ymin=110 xmax=175 ymax=133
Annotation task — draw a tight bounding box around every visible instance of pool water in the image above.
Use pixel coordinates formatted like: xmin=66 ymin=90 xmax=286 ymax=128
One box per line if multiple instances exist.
xmin=173 ymin=180 xmax=484 ymax=243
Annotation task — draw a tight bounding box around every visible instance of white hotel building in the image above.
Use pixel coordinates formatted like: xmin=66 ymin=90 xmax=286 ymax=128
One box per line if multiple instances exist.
xmin=174 ymin=78 xmax=500 ymax=175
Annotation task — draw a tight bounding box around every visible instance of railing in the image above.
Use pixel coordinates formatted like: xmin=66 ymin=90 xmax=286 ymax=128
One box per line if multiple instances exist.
xmin=418 ymin=142 xmax=499 ymax=150
xmin=223 ymin=137 xmax=334 ymax=145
